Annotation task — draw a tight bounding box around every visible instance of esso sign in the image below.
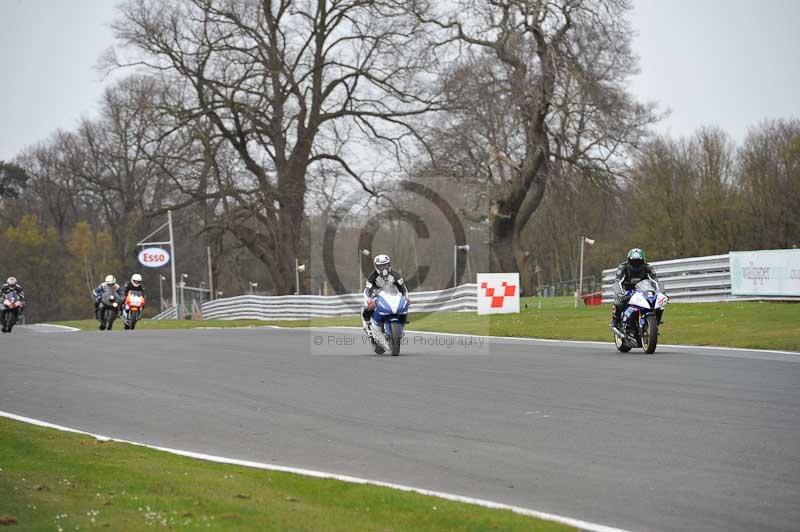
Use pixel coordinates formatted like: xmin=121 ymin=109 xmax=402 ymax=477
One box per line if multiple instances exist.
xmin=138 ymin=247 xmax=170 ymax=268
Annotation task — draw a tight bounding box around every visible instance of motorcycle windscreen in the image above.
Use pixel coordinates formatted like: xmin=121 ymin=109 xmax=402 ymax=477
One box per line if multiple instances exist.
xmin=127 ymin=294 xmax=145 ymax=307
xmin=376 ymin=286 xmax=404 ymax=314
xmin=3 ymin=292 xmax=19 ymax=307
xmin=101 ymin=286 xmax=119 ymax=305
xmin=628 ymin=291 xmax=652 ymax=309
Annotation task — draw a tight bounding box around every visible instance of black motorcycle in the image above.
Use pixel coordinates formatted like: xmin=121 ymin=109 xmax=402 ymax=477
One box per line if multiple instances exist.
xmin=1 ymin=291 xmax=24 ymax=333
xmin=98 ymin=286 xmax=121 ymax=331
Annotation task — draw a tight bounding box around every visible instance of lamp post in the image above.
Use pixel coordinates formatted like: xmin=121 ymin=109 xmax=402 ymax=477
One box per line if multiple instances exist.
xmin=453 ymin=244 xmax=470 ymax=287
xmin=179 ymin=273 xmax=188 ymax=319
xmin=206 ymin=246 xmax=214 ymax=301
xmin=576 ymin=236 xmax=595 ymax=307
xmin=358 ymin=249 xmax=370 ymax=286
xmin=534 ymin=263 xmax=542 ymax=309
xmin=159 ymin=275 xmax=166 ymax=312
xmin=295 ymin=259 xmax=306 ymax=295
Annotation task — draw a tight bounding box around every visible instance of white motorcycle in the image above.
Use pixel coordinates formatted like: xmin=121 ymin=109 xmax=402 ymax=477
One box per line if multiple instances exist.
xmin=612 ymin=279 xmax=669 ymax=354
xmin=366 ymin=285 xmax=409 ymax=356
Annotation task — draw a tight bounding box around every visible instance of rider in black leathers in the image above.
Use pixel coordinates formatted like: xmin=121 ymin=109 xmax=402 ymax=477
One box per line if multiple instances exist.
xmin=362 ymin=254 xmax=409 ymax=336
xmin=610 ymin=248 xmax=659 ymax=328
xmin=1 ymin=277 xmax=25 ymax=303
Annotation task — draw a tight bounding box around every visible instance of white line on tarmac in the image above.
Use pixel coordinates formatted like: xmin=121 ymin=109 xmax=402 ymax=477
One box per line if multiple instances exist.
xmin=282 ymin=325 xmax=800 ymax=356
xmin=27 ymin=324 xmax=81 ymax=332
xmin=0 ymin=410 xmax=633 ymax=532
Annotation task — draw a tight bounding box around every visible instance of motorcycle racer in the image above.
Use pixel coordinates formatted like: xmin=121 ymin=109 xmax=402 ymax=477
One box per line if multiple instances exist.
xmin=94 ymin=275 xmax=123 ymax=320
xmin=610 ymin=248 xmax=659 ymax=329
xmin=123 ymin=273 xmax=145 ymax=298
xmin=1 ymin=277 xmax=26 ymax=306
xmin=362 ymin=254 xmax=409 ymax=337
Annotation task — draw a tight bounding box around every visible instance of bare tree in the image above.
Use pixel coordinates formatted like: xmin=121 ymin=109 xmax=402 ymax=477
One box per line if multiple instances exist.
xmin=405 ymin=0 xmax=658 ymax=289
xmin=739 ymin=119 xmax=800 ymax=249
xmin=110 ymin=0 xmax=440 ymax=293
xmin=59 ymin=76 xmax=181 ymax=267
xmin=13 ymin=133 xmax=96 ymax=238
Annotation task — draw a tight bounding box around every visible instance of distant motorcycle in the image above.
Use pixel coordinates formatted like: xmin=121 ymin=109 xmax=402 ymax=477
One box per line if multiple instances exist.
xmin=121 ymin=290 xmax=145 ymax=330
xmin=612 ymin=279 xmax=669 ymax=354
xmin=1 ymin=291 xmax=24 ymax=333
xmin=98 ymin=286 xmax=121 ymax=331
xmin=368 ymin=286 xmax=409 ymax=356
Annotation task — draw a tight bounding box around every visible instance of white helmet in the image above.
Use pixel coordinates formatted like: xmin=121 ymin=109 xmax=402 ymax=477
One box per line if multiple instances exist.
xmin=131 ymin=273 xmax=142 ymax=287
xmin=373 ymin=254 xmax=391 ymax=277
xmin=6 ymin=277 xmax=17 ymax=287
xmin=104 ymin=275 xmax=116 ymax=285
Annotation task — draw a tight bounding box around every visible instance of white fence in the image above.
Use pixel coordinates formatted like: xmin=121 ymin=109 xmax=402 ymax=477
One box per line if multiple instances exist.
xmin=154 ymin=283 xmax=477 ymax=320
xmin=602 ymin=254 xmax=733 ymax=302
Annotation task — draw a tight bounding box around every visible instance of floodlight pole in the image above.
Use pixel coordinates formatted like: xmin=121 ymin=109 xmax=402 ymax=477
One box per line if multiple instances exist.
xmin=576 ymin=235 xmax=594 ymax=308
xmin=207 ymin=246 xmax=214 ymax=301
xmin=168 ymin=210 xmax=177 ymax=318
xmin=159 ymin=275 xmax=164 ymax=312
xmin=295 ymin=258 xmax=300 ymax=295
xmin=136 ymin=210 xmax=178 ymax=319
xmin=453 ymin=244 xmax=470 ymax=288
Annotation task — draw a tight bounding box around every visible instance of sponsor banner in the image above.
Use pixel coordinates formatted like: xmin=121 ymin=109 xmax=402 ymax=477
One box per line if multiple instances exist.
xmin=477 ymin=273 xmax=520 ymax=315
xmin=730 ymin=249 xmax=800 ymax=296
xmin=138 ymin=247 xmax=171 ymax=268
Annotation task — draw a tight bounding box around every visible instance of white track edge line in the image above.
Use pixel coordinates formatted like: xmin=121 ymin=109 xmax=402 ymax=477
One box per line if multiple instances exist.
xmin=0 ymin=410 xmax=632 ymax=532
xmin=268 ymin=325 xmax=800 ymax=356
xmin=33 ymin=324 xmax=81 ymax=332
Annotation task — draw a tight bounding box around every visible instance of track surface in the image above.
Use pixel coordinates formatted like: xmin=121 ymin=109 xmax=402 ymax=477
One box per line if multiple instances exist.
xmin=2 ymin=325 xmax=799 ymax=532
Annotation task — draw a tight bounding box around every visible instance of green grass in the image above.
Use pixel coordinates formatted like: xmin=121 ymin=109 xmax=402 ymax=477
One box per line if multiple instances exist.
xmin=51 ymin=297 xmax=800 ymax=351
xmin=0 ymin=416 xmax=573 ymax=532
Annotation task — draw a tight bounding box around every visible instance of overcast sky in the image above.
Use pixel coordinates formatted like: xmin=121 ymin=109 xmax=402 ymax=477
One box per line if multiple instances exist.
xmin=1 ymin=0 xmax=798 ymax=160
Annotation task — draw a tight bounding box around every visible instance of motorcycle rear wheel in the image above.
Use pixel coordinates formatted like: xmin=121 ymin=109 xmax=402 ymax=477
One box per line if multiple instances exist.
xmin=371 ymin=338 xmax=385 ymax=354
xmin=614 ymin=332 xmax=632 ymax=353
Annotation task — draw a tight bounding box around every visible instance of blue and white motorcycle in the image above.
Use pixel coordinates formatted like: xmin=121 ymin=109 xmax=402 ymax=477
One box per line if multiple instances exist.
xmin=612 ymin=279 xmax=669 ymax=354
xmin=367 ymin=285 xmax=409 ymax=356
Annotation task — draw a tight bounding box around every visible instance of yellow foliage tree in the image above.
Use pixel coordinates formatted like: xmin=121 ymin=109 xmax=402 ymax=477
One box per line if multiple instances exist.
xmin=0 ymin=215 xmax=63 ymax=322
xmin=63 ymin=222 xmax=120 ymax=318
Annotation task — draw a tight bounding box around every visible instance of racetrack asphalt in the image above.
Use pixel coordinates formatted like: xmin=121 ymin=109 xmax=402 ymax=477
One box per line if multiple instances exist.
xmin=2 ymin=325 xmax=799 ymax=532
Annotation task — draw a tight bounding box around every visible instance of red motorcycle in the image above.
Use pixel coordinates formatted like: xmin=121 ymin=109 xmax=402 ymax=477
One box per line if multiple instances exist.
xmin=1 ymin=291 xmax=24 ymax=333
xmin=122 ymin=290 xmax=145 ymax=330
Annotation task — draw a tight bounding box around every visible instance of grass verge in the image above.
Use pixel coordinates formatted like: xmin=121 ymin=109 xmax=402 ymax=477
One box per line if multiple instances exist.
xmin=51 ymin=297 xmax=800 ymax=351
xmin=0 ymin=416 xmax=573 ymax=532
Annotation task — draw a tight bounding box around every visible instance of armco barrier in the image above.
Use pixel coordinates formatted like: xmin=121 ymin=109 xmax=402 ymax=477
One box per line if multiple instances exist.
xmin=602 ymin=254 xmax=731 ymax=303
xmin=154 ymin=283 xmax=477 ymax=320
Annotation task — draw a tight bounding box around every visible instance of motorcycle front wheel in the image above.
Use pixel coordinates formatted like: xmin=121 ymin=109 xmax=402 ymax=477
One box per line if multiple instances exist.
xmin=106 ymin=309 xmax=118 ymax=331
xmin=389 ymin=321 xmax=403 ymax=356
xmin=642 ymin=314 xmax=659 ymax=354
xmin=1 ymin=310 xmax=15 ymax=333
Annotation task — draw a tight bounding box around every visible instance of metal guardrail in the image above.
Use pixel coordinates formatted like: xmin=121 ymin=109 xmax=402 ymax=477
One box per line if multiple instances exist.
xmin=602 ymin=254 xmax=733 ymax=302
xmin=154 ymin=284 xmax=478 ymax=320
